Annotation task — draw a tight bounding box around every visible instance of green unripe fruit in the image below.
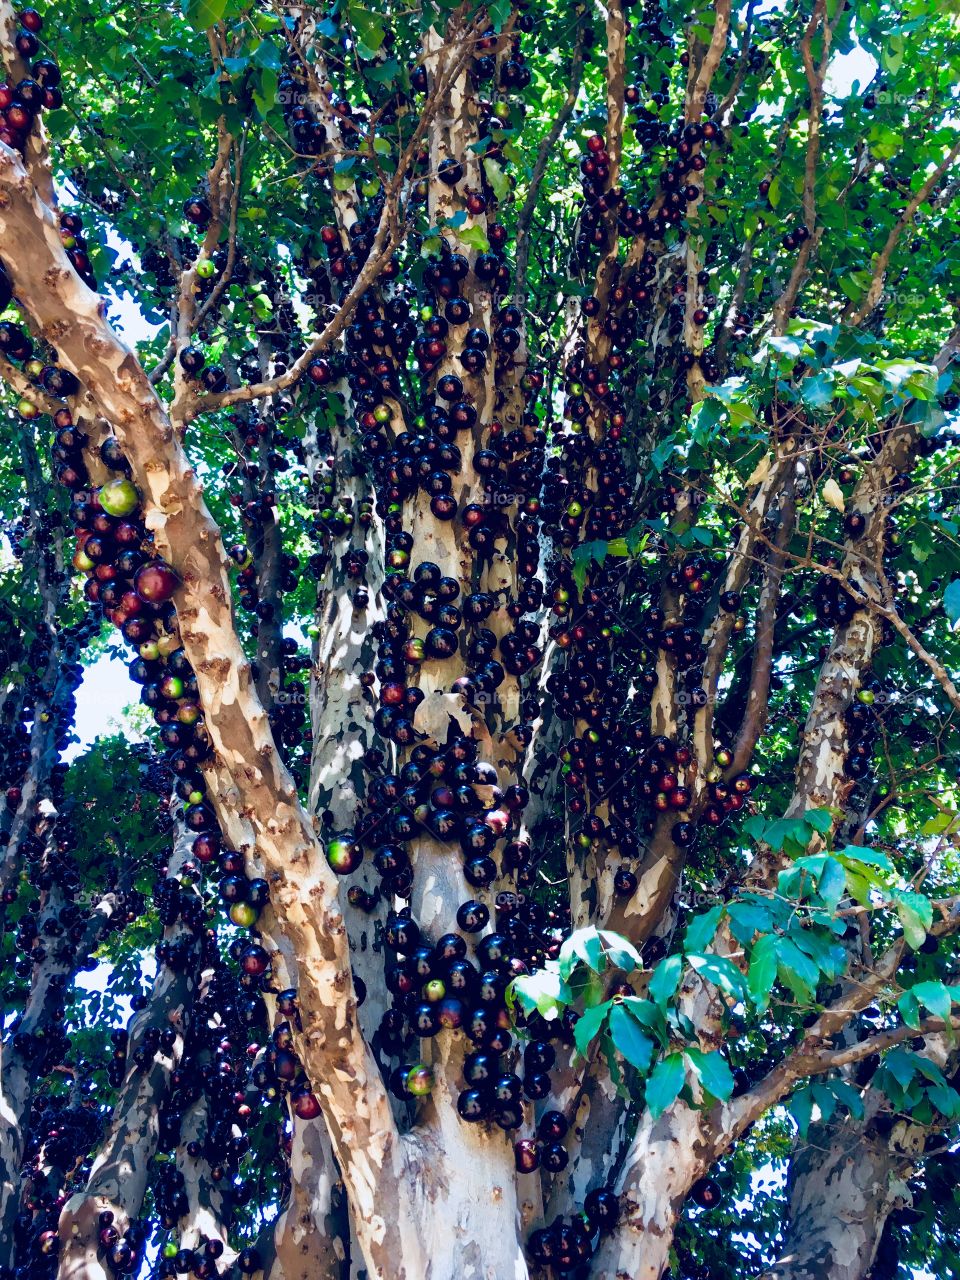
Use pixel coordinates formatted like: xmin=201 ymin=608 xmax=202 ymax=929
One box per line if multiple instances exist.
xmin=230 ymin=902 xmax=259 ymax=928
xmin=159 ymin=674 xmax=184 ymax=700
xmin=99 ymin=477 xmax=140 ymax=517
xmin=406 ymin=1064 xmax=435 ymax=1096
xmin=326 ymin=832 xmax=362 ymax=874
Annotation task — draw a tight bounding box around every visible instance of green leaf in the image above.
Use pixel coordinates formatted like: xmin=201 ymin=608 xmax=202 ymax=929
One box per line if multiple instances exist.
xmin=183 ymin=0 xmax=227 ymax=28
xmin=748 ymin=934 xmax=778 ymax=1012
xmin=944 ymin=579 xmax=960 ymax=625
xmin=927 ymin=1082 xmax=960 ymax=1118
xmin=651 ymin=435 xmax=676 ymax=471
xmin=571 ymin=539 xmax=608 ymax=593
xmin=743 ymin=813 xmax=768 ymax=842
xmin=558 ymin=927 xmax=604 ymax=979
xmin=836 ymin=845 xmax=894 ymax=879
xmin=574 ymin=967 xmax=608 ymax=1009
xmin=619 ymin=997 xmax=668 ymax=1047
xmin=348 ymin=4 xmax=386 ymax=52
xmin=252 ymin=67 xmax=278 ymax=117
xmin=765 ymin=817 xmax=811 ymax=856
xmin=199 ymin=71 xmax=224 ymax=103
xmin=509 ymin=966 xmax=570 ymax=1020
xmin=898 ymin=988 xmax=921 ymax=1030
xmin=483 ymin=158 xmax=511 ymax=202
xmin=649 ymin=954 xmax=683 ymax=1007
xmin=810 ymin=1079 xmax=838 ymax=1124
xmin=922 ymin=811 xmax=959 ymax=836
xmin=776 ymin=937 xmax=821 ymax=1002
xmin=684 ymin=904 xmax=724 ymax=956
xmin=828 ymin=1078 xmax=866 ymax=1119
xmin=805 ymin=808 xmax=835 ymax=835
xmin=691 ymin=399 xmax=725 ymax=444
xmin=609 ymin=1004 xmax=654 ymax=1072
xmin=645 ymin=1052 xmax=686 ymax=1119
xmin=459 ymin=225 xmax=490 ymax=254
xmin=488 ymin=0 xmax=511 ymax=29
xmin=598 ymin=930 xmax=643 ymax=973
xmin=728 ymin=899 xmax=773 ymax=945
xmin=892 ymin=889 xmax=934 ymax=950
xmin=687 ymin=953 xmax=746 ymax=1000
xmin=913 ymin=1055 xmax=949 ymax=1087
xmin=908 ymin=980 xmax=954 ymax=1024
xmin=800 ymin=371 xmax=835 ymax=408
xmin=817 ymin=857 xmax=847 ymax=912
xmin=685 ymin=1047 xmax=734 ymax=1102
xmin=250 ymin=39 xmax=282 ymax=71
xmin=790 ymin=1084 xmax=815 ymax=1137
xmin=788 ymin=926 xmax=846 ymax=980
xmin=883 ymin=1046 xmax=919 ymax=1089
xmin=574 ymin=999 xmax=611 ymax=1056
xmin=366 ymin=58 xmax=400 ymax=85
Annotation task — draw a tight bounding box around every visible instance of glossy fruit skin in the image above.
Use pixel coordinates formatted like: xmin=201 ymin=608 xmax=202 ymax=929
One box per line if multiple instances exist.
xmin=585 ymin=1187 xmax=620 ymax=1231
xmin=134 ymin=560 xmax=180 ymax=603
xmin=183 ymin=196 xmax=211 ymax=227
xmin=41 ymin=363 xmax=78 ymax=396
xmin=179 ymin=344 xmax=205 ymax=374
xmin=514 ymin=1138 xmax=540 ymax=1173
xmin=98 ymin=478 xmax=140 ymax=517
xmin=292 ymin=1090 xmax=322 ymax=1120
xmin=456 ymin=900 xmax=489 ymax=932
xmin=457 ymin=1088 xmax=488 ymax=1122
xmin=690 ymin=1176 xmax=722 ymax=1208
xmin=229 ymin=901 xmax=258 ymax=928
xmin=406 ymin=1063 xmax=435 ymax=1096
xmin=326 ymin=832 xmax=362 ymax=874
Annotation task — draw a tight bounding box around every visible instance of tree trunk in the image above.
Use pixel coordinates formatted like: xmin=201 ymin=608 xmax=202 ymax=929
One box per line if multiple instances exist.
xmin=758 ymin=1114 xmax=921 ymax=1280
xmin=58 ymin=817 xmax=200 ymax=1279
xmin=592 ymin=1104 xmax=709 ymax=1280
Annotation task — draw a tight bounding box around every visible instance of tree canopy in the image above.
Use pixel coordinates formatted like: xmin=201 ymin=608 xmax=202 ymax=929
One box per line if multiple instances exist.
xmin=2 ymin=0 xmax=960 ymax=1278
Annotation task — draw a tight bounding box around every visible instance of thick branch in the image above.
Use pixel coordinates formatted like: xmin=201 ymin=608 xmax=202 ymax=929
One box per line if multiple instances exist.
xmin=0 ymin=142 xmax=413 ymax=1280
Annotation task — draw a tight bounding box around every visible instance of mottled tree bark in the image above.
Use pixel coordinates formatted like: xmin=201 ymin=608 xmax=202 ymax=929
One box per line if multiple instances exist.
xmin=59 ymin=820 xmax=201 ymax=1280
xmin=758 ymin=1112 xmax=920 ymax=1280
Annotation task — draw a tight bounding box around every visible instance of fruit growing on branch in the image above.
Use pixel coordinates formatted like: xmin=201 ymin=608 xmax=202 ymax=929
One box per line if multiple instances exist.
xmin=1 ymin=1 xmax=960 ymax=1279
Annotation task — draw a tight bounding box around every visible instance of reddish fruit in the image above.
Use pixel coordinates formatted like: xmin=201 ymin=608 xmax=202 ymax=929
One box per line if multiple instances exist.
xmin=134 ymin=560 xmax=180 ymax=603
xmin=293 ymin=1090 xmax=322 ymax=1120
xmin=514 ymin=1138 xmax=540 ymax=1173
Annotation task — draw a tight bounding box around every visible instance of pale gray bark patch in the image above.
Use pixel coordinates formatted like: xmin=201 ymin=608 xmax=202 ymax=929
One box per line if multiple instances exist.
xmin=58 ymin=818 xmax=200 ymax=1280
xmin=758 ymin=1113 xmax=923 ymax=1280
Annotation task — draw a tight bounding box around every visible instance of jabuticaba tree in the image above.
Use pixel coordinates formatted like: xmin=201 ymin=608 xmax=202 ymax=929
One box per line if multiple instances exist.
xmin=4 ymin=0 xmax=960 ymax=1276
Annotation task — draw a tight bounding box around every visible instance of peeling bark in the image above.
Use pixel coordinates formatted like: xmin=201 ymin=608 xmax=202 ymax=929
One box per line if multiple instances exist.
xmin=0 ymin=139 xmax=421 ymax=1280
xmin=593 ymin=1102 xmax=710 ymax=1280
xmin=0 ymin=885 xmax=119 ymax=1266
xmin=58 ymin=820 xmax=200 ymax=1280
xmin=176 ymin=1092 xmax=239 ymax=1270
xmin=272 ymin=1116 xmax=347 ymax=1280
xmin=758 ymin=1110 xmax=922 ymax=1280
